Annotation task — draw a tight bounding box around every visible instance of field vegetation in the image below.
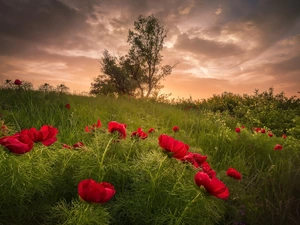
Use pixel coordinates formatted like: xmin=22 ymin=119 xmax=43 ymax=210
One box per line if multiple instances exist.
xmin=0 ymin=85 xmax=299 ymax=225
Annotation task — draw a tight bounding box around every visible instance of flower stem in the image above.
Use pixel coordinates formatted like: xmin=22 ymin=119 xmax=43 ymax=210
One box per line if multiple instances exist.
xmin=100 ymin=137 xmax=114 ymax=167
xmin=175 ymin=192 xmax=201 ymax=225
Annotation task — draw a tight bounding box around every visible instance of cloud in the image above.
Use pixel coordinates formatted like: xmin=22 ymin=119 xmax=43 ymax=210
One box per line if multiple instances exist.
xmin=174 ymin=33 xmax=243 ymax=58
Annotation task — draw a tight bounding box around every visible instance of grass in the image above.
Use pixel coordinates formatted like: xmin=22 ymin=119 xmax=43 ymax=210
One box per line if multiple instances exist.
xmin=0 ymin=88 xmax=299 ymax=225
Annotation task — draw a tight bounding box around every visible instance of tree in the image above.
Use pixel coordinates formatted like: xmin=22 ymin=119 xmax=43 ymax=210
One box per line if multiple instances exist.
xmin=127 ymin=15 xmax=175 ymax=97
xmin=56 ymin=84 xmax=69 ymax=93
xmin=90 ymin=15 xmax=175 ymax=97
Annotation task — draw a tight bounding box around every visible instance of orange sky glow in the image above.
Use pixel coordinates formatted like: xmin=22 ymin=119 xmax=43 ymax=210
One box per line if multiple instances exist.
xmin=0 ymin=0 xmax=299 ymax=100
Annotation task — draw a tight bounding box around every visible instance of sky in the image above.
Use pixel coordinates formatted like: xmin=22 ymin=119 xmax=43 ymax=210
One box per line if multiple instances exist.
xmin=0 ymin=0 xmax=300 ymax=99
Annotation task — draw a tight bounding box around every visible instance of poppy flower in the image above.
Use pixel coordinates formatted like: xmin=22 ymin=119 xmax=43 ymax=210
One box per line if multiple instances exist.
xmin=194 ymin=172 xmax=229 ymax=200
xmin=282 ymin=134 xmax=287 ymax=139
xmin=201 ymin=162 xmax=217 ymax=178
xmin=85 ymin=119 xmax=102 ymax=133
xmin=274 ymin=144 xmax=283 ymax=151
xmin=148 ymin=128 xmax=155 ymax=133
xmin=62 ymin=144 xmax=72 ymax=149
xmin=65 ymin=103 xmax=71 ymax=110
xmin=268 ymin=132 xmax=273 ymax=137
xmin=260 ymin=129 xmax=266 ymax=134
xmin=78 ymin=179 xmax=116 ymax=204
xmin=172 ymin=126 xmax=180 ymax=132
xmin=73 ymin=142 xmax=85 ymax=149
xmin=21 ymin=125 xmax=58 ymax=146
xmin=241 ymin=125 xmax=245 ymax=129
xmin=108 ymin=121 xmax=126 ymax=139
xmin=131 ymin=128 xmax=148 ymax=139
xmin=181 ymin=152 xmax=207 ymax=168
xmin=235 ymin=127 xmax=241 ymax=133
xmin=0 ymin=134 xmax=34 ymax=154
xmin=226 ymin=168 xmax=242 ymax=180
xmin=158 ymin=134 xmax=189 ymax=159
xmin=14 ymin=79 xmax=22 ymax=85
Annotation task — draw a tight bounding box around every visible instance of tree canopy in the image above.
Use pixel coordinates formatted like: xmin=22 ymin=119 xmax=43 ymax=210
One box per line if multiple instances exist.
xmin=90 ymin=15 xmax=175 ymax=97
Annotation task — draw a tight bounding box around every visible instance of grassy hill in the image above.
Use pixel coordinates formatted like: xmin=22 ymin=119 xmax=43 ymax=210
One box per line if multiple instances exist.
xmin=0 ymin=88 xmax=299 ymax=225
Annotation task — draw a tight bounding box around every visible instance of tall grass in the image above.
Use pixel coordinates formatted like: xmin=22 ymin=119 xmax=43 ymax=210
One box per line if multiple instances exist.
xmin=0 ymin=89 xmax=299 ymax=225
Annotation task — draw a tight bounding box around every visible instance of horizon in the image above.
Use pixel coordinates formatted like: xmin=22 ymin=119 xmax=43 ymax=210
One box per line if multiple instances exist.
xmin=0 ymin=0 xmax=299 ymax=100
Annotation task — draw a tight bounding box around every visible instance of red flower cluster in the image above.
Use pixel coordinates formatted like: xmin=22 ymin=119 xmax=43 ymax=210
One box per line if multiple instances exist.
xmin=131 ymin=128 xmax=148 ymax=139
xmin=85 ymin=119 xmax=102 ymax=133
xmin=108 ymin=121 xmax=127 ymax=139
xmin=274 ymin=144 xmax=283 ymax=151
xmin=0 ymin=125 xmax=58 ymax=154
xmin=194 ymin=172 xmax=229 ymax=200
xmin=78 ymin=179 xmax=116 ymax=204
xmin=172 ymin=126 xmax=180 ymax=132
xmin=226 ymin=168 xmax=242 ymax=180
xmin=21 ymin=125 xmax=58 ymax=146
xmin=158 ymin=134 xmax=189 ymax=159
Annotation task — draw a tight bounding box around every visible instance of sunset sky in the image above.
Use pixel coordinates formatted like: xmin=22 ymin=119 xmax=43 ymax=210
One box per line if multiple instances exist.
xmin=0 ymin=0 xmax=299 ymax=99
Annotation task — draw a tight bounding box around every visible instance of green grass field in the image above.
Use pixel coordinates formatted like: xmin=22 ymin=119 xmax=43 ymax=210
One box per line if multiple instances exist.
xmin=0 ymin=88 xmax=299 ymax=225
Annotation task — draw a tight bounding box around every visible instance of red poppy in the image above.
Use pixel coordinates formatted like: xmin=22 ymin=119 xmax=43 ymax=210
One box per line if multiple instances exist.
xmin=78 ymin=179 xmax=116 ymax=204
xmin=131 ymin=128 xmax=148 ymax=139
xmin=274 ymin=144 xmax=283 ymax=151
xmin=235 ymin=127 xmax=241 ymax=133
xmin=282 ymin=134 xmax=287 ymax=139
xmin=201 ymin=162 xmax=217 ymax=178
xmin=226 ymin=168 xmax=242 ymax=180
xmin=172 ymin=126 xmax=180 ymax=132
xmin=253 ymin=127 xmax=261 ymax=133
xmin=194 ymin=172 xmax=229 ymax=200
xmin=21 ymin=125 xmax=58 ymax=146
xmin=181 ymin=152 xmax=207 ymax=168
xmin=148 ymin=128 xmax=155 ymax=133
xmin=65 ymin=103 xmax=71 ymax=110
xmin=0 ymin=134 xmax=33 ymax=154
xmin=85 ymin=119 xmax=102 ymax=133
xmin=268 ymin=132 xmax=273 ymax=137
xmin=158 ymin=134 xmax=189 ymax=159
xmin=108 ymin=121 xmax=126 ymax=139
xmin=241 ymin=125 xmax=245 ymax=129
xmin=260 ymin=129 xmax=266 ymax=134
xmin=73 ymin=142 xmax=85 ymax=149
xmin=14 ymin=79 xmax=22 ymax=85
xmin=62 ymin=144 xmax=72 ymax=149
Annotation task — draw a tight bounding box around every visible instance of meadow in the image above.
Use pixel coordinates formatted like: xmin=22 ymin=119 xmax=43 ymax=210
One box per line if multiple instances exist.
xmin=0 ymin=87 xmax=299 ymax=225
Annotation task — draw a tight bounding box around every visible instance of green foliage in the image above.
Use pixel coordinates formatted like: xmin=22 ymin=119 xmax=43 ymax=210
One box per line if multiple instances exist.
xmin=0 ymin=88 xmax=299 ymax=225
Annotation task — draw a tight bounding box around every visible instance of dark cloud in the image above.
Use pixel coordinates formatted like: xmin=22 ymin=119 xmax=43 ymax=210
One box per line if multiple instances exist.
xmin=174 ymin=33 xmax=243 ymax=58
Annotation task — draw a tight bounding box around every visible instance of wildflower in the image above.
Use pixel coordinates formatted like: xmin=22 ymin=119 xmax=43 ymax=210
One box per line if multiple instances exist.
xmin=158 ymin=134 xmax=189 ymax=159
xmin=14 ymin=79 xmax=22 ymax=85
xmin=108 ymin=121 xmax=126 ymax=139
xmin=260 ymin=129 xmax=266 ymax=134
xmin=282 ymin=134 xmax=287 ymax=139
xmin=201 ymin=161 xmax=217 ymax=178
xmin=148 ymin=128 xmax=155 ymax=133
xmin=274 ymin=144 xmax=283 ymax=151
xmin=65 ymin=103 xmax=70 ymax=110
xmin=172 ymin=126 xmax=180 ymax=132
xmin=235 ymin=127 xmax=241 ymax=133
xmin=78 ymin=179 xmax=116 ymax=204
xmin=62 ymin=144 xmax=72 ymax=149
xmin=0 ymin=133 xmax=33 ymax=154
xmin=268 ymin=132 xmax=273 ymax=137
xmin=181 ymin=152 xmax=207 ymax=168
xmin=21 ymin=125 xmax=58 ymax=146
xmin=194 ymin=172 xmax=229 ymax=200
xmin=241 ymin=125 xmax=245 ymax=129
xmin=73 ymin=142 xmax=85 ymax=149
xmin=226 ymin=168 xmax=242 ymax=180
xmin=85 ymin=119 xmax=102 ymax=133
xmin=131 ymin=128 xmax=148 ymax=139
